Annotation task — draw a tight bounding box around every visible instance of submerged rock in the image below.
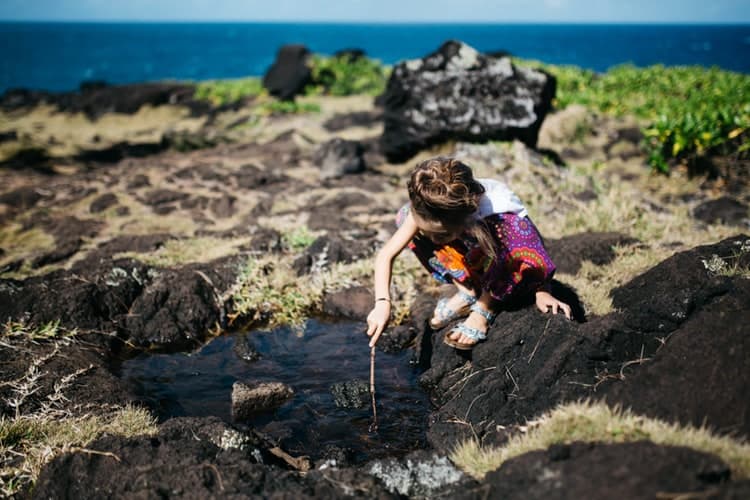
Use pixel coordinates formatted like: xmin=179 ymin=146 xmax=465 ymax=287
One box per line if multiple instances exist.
xmin=330 ymin=379 xmax=370 ymax=409
xmin=379 ymin=40 xmax=555 ymax=162
xmin=232 ymin=381 xmax=294 ymax=420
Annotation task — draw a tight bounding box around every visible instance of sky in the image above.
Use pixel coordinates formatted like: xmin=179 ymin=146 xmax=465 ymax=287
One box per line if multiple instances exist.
xmin=0 ymin=0 xmax=749 ymax=23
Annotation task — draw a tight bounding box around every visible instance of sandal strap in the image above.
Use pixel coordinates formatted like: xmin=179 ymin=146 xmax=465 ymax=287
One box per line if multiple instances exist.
xmin=453 ymin=322 xmax=487 ymax=341
xmin=470 ymin=302 xmax=497 ymax=324
xmin=457 ymin=289 xmax=478 ymax=306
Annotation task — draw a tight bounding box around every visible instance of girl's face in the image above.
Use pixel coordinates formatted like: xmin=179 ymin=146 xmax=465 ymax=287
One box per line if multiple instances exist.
xmin=414 ymin=213 xmax=465 ymax=245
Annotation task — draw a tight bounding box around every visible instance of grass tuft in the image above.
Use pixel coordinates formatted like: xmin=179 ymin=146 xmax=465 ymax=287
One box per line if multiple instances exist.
xmin=0 ymin=406 xmax=157 ymax=497
xmin=114 ymin=236 xmax=250 ymax=267
xmin=451 ymin=400 xmax=750 ymax=480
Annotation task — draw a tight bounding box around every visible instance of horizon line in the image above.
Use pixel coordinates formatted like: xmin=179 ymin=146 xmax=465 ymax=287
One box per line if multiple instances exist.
xmin=2 ymin=19 xmax=750 ymax=25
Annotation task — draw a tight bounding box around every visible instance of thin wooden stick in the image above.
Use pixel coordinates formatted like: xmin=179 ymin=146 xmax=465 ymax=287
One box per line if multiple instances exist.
xmin=369 ymin=346 xmax=378 ymax=433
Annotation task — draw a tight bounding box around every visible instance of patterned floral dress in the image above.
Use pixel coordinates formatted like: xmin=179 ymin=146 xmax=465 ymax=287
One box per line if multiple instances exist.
xmin=396 ymin=203 xmax=556 ymax=303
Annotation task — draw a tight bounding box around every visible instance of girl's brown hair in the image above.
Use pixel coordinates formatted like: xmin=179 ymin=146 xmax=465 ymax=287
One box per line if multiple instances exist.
xmin=407 ymin=156 xmax=498 ymax=261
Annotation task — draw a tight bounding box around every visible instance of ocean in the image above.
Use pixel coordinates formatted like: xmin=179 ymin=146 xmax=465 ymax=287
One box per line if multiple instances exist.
xmin=1 ymin=22 xmax=749 ymax=93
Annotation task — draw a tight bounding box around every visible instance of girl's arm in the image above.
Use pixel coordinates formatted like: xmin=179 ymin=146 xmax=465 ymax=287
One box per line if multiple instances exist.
xmin=366 ymin=211 xmax=418 ymax=347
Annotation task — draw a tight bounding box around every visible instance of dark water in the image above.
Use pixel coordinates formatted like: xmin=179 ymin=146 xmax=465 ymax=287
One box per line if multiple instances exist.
xmin=117 ymin=319 xmax=431 ymax=463
xmin=1 ymin=22 xmax=749 ymax=93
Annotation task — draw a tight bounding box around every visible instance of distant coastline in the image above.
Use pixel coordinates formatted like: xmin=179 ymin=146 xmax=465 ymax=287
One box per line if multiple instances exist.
xmin=2 ymin=22 xmax=749 ymax=92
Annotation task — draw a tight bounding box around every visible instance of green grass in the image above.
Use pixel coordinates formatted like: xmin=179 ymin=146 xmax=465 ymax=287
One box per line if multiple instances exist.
xmin=280 ymin=226 xmax=318 ymax=251
xmin=228 ymin=243 xmax=426 ymax=329
xmin=305 ymin=53 xmax=390 ymax=97
xmin=531 ymin=62 xmax=750 ymax=172
xmin=193 ymin=77 xmax=265 ymax=106
xmin=259 ymin=100 xmax=321 ymax=115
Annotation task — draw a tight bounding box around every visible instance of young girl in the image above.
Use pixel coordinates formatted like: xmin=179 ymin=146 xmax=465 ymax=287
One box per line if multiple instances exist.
xmin=366 ymin=156 xmax=571 ymax=350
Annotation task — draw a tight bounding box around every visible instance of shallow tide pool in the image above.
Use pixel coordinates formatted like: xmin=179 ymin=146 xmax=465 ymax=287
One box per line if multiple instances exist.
xmin=117 ymin=319 xmax=432 ymax=463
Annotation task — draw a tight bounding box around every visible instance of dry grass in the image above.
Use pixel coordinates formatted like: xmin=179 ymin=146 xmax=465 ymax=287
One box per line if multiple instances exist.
xmin=451 ymin=400 xmax=750 ymax=481
xmin=0 ymin=321 xmax=157 ymax=496
xmin=114 ymin=235 xmax=251 ymax=267
xmin=0 ymin=406 xmax=157 ymax=497
xmin=0 ymin=104 xmax=203 ymax=160
xmin=0 ymin=223 xmax=56 ymax=272
xmin=229 ymin=237 xmax=427 ymax=328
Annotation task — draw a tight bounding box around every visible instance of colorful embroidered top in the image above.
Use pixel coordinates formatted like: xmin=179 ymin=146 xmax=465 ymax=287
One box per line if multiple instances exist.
xmin=396 ymin=179 xmax=555 ymax=302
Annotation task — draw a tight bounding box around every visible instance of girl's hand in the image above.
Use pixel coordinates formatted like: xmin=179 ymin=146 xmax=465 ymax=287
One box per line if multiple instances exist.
xmin=535 ymin=291 xmax=572 ymax=320
xmin=366 ymin=301 xmax=391 ymax=347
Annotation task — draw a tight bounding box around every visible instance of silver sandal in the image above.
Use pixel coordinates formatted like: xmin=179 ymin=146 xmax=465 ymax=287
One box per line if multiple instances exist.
xmin=443 ymin=303 xmax=497 ymax=351
xmin=429 ymin=289 xmax=477 ymax=329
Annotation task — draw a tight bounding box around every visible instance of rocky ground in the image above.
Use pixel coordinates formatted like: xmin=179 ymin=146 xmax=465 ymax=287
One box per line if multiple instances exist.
xmin=1 ymin=69 xmax=749 ymax=498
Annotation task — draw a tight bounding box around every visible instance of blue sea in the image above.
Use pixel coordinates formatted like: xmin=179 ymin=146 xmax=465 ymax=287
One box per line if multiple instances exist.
xmin=1 ymin=22 xmax=749 ymax=93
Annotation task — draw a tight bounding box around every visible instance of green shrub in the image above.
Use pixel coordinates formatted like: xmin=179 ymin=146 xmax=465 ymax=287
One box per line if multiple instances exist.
xmin=193 ymin=77 xmax=265 ymax=106
xmin=535 ymin=62 xmax=750 ymax=173
xmin=259 ymin=100 xmax=321 ymax=115
xmin=306 ymin=54 xmax=389 ymax=96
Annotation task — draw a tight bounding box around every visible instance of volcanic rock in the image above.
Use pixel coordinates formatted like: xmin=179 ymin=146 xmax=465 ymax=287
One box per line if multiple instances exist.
xmin=33 ymin=417 xmax=397 ymax=499
xmin=545 ymin=232 xmax=639 ymax=274
xmin=262 ymin=44 xmax=313 ymax=101
xmin=322 ymin=286 xmax=374 ymax=321
xmin=379 ymin=40 xmax=555 ymax=162
xmin=313 ymin=137 xmax=366 ymax=180
xmin=694 ymin=196 xmax=749 ymax=226
xmin=448 ymin=441 xmax=734 ymax=500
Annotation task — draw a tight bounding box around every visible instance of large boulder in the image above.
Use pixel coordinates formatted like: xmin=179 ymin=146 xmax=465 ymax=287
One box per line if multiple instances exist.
xmin=379 ymin=40 xmax=556 ymax=163
xmin=262 ymin=44 xmax=313 ymax=101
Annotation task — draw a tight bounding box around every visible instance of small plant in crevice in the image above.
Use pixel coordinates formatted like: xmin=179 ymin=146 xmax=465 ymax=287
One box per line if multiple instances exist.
xmin=701 ymin=238 xmax=750 ymax=278
xmin=280 ymin=226 xmax=318 ymax=252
